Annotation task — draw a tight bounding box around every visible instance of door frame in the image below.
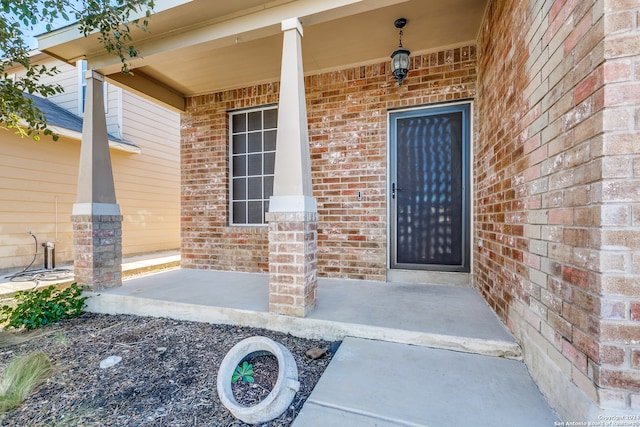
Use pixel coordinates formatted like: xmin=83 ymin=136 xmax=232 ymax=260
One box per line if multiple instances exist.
xmin=387 ymin=100 xmax=474 ymax=274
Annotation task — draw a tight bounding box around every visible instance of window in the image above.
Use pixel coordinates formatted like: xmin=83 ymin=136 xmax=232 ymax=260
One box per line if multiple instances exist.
xmin=229 ymin=106 xmax=278 ymax=225
xmin=77 ymin=59 xmax=87 ymax=115
xmin=77 ymin=59 xmax=107 ymax=115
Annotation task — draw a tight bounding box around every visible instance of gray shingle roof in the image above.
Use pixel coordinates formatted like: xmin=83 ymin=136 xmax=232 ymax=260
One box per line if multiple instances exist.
xmin=26 ymin=93 xmax=139 ymax=151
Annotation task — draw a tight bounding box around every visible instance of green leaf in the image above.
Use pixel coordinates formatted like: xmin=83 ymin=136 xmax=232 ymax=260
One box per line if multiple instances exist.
xmin=0 ymin=0 xmax=154 ymax=140
xmin=231 ymin=361 xmax=255 ymax=383
xmin=0 ymin=283 xmax=87 ymax=330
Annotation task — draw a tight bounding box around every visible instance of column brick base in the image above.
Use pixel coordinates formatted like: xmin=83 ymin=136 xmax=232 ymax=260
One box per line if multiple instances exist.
xmin=266 ymin=211 xmax=318 ymax=317
xmin=72 ymin=214 xmax=123 ymax=290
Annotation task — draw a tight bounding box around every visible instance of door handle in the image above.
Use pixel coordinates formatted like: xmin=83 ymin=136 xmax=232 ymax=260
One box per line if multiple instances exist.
xmin=392 ymin=183 xmax=403 ymax=199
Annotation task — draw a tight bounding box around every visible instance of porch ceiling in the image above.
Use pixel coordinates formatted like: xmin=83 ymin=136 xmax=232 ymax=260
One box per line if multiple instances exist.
xmin=38 ymin=0 xmax=488 ymax=111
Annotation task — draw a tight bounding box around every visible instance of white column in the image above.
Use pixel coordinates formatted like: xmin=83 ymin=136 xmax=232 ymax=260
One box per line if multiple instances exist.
xmin=267 ymin=18 xmax=318 ymax=317
xmin=270 ymin=18 xmax=316 ymax=213
xmin=73 ymin=70 xmax=119 ymax=216
xmin=71 ymin=70 xmax=122 ymax=290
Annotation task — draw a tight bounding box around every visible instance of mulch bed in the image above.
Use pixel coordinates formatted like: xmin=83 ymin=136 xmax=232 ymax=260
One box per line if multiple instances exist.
xmin=0 ymin=313 xmax=334 ymax=426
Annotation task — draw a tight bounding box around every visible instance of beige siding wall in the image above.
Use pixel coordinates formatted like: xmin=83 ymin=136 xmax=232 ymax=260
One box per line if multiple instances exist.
xmin=117 ymin=90 xmax=180 ymax=255
xmin=105 ymin=84 xmax=122 ymax=138
xmin=43 ymin=60 xmax=78 ymax=114
xmin=0 ymin=134 xmax=78 ymax=272
xmin=0 ymin=54 xmax=180 ymax=274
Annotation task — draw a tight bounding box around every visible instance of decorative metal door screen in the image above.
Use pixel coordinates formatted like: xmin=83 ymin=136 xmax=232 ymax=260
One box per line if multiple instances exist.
xmin=389 ymin=103 xmax=470 ymax=272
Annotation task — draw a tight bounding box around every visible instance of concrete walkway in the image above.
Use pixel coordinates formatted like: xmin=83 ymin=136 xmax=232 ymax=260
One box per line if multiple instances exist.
xmin=294 ymin=337 xmax=559 ymax=426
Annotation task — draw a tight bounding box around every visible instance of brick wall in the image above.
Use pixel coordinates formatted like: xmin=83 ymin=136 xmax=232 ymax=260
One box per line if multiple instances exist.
xmin=598 ymin=0 xmax=640 ymax=410
xmin=182 ymin=88 xmax=279 ymax=272
xmin=266 ymin=210 xmax=318 ymax=317
xmin=476 ymin=0 xmax=639 ymax=417
xmin=181 ymin=45 xmax=477 ymax=279
xmin=72 ymin=214 xmax=122 ymax=290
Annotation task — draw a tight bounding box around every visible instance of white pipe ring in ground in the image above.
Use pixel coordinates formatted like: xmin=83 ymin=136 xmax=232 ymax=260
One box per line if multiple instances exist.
xmin=216 ymin=336 xmax=300 ymax=424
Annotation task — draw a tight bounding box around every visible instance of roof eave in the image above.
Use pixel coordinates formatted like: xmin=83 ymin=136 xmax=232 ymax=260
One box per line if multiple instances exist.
xmin=47 ymin=125 xmax=142 ymax=154
xmin=36 ymin=0 xmax=194 ymax=61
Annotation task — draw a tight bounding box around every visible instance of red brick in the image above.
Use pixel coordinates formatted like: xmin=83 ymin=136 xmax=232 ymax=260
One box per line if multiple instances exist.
xmin=599 ymin=369 xmax=640 ymax=393
xmin=563 ymin=339 xmax=588 ymax=374
xmin=602 ymin=276 xmax=640 ymax=297
xmin=564 ymin=10 xmax=593 ymax=55
xmin=605 ymin=83 xmax=640 ymax=107
xmin=601 ymin=322 xmax=640 ymax=345
xmin=549 ymin=208 xmax=574 ymax=224
xmin=549 ymin=311 xmax=573 ymax=339
xmin=603 ymin=59 xmax=632 ymax=83
xmin=602 ymin=300 xmax=627 ymax=320
xmin=605 ymin=10 xmax=635 ymax=34
xmin=269 ymin=294 xmax=294 ymax=305
xmin=563 ymin=303 xmax=599 ymax=335
xmin=178 ymin=0 xmax=640 ymax=408
xmin=632 ymin=350 xmax=640 ymax=369
xmin=574 ymin=69 xmax=602 ymax=104
xmin=573 ymin=328 xmax=600 ymax=362
xmin=632 ymin=302 xmax=640 ymax=321
xmin=605 ymin=33 xmax=640 ymax=59
xmin=600 ymin=345 xmax=625 ymax=366
xmin=562 ymin=266 xmax=590 ymax=288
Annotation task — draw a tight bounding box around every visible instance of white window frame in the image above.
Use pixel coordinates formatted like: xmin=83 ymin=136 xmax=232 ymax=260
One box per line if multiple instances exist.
xmin=77 ymin=59 xmax=107 ymax=116
xmin=77 ymin=59 xmax=87 ymax=115
xmin=229 ymin=105 xmax=278 ymax=226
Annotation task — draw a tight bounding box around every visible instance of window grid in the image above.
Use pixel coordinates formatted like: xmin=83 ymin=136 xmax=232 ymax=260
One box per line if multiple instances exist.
xmin=229 ymin=106 xmax=277 ymax=226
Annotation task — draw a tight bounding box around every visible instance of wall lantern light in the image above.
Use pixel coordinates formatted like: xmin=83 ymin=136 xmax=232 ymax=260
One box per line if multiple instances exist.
xmin=390 ymin=18 xmax=410 ymax=86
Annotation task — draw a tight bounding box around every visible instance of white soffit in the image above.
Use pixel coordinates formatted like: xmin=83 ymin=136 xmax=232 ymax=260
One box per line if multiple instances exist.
xmin=38 ymin=0 xmax=487 ymax=108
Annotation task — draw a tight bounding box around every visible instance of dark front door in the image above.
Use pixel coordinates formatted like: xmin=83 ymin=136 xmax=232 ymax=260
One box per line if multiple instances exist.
xmin=389 ymin=103 xmax=470 ymax=272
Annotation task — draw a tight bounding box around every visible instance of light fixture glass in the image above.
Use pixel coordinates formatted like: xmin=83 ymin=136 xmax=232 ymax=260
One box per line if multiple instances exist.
xmin=390 ymin=18 xmax=410 ymax=86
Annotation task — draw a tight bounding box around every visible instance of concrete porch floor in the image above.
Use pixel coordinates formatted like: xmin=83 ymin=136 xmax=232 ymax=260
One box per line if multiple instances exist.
xmin=86 ymin=268 xmax=520 ymax=358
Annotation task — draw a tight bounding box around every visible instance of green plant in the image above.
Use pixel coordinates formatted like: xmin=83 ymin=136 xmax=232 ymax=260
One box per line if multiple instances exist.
xmin=1 ymin=1 xmax=155 ymax=141
xmin=0 ymin=351 xmax=53 ymax=413
xmin=232 ymin=361 xmax=254 ymax=383
xmin=0 ymin=284 xmax=88 ymax=331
